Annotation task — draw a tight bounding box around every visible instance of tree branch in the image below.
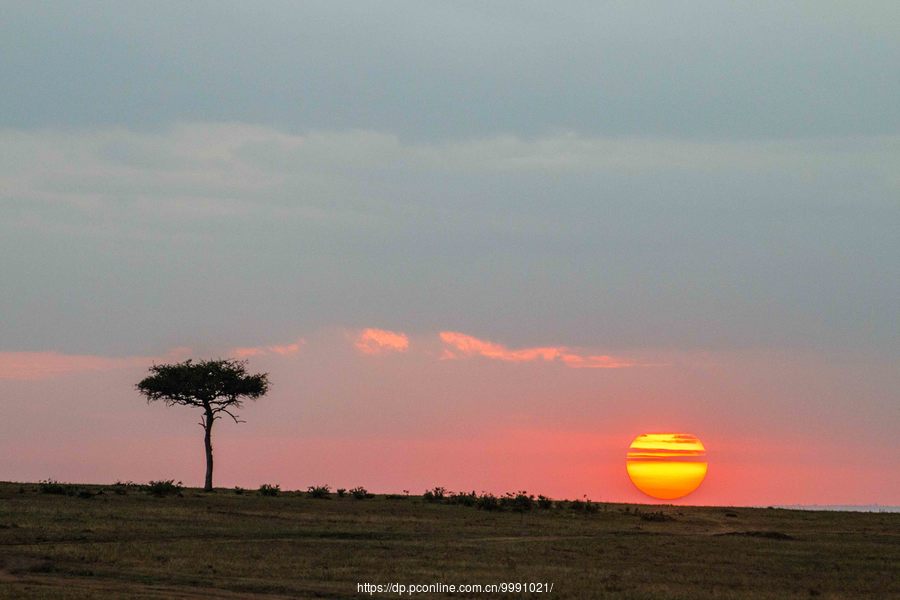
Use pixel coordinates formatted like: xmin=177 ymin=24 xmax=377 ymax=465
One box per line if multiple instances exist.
xmin=217 ymin=407 xmax=246 ymax=424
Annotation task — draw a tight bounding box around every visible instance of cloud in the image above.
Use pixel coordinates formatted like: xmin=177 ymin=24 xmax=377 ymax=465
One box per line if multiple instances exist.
xmin=438 ymin=331 xmax=634 ymax=369
xmin=2 ymin=124 xmax=896 ymax=229
xmin=354 ymin=328 xmax=410 ymax=355
xmin=231 ymin=339 xmax=304 ymax=359
xmin=0 ymin=347 xmax=191 ymax=380
xmin=0 ymin=337 xmax=303 ymax=380
xmin=1 ymin=122 xmax=896 ymax=359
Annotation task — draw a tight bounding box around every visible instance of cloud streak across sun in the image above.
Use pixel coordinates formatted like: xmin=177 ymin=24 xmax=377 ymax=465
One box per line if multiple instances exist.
xmin=438 ymin=331 xmax=634 ymax=369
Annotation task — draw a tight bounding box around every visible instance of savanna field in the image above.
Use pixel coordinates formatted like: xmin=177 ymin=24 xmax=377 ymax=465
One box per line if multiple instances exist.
xmin=0 ymin=482 xmax=897 ymax=599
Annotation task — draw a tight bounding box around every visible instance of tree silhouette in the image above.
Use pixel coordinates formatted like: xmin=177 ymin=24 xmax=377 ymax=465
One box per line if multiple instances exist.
xmin=136 ymin=359 xmax=269 ymax=491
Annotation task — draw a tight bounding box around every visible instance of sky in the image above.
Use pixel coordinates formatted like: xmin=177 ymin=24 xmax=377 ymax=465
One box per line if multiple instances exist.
xmin=1 ymin=1 xmax=898 ymax=505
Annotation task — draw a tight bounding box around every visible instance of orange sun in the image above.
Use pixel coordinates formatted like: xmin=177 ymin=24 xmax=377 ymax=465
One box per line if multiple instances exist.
xmin=626 ymin=433 xmax=708 ymax=500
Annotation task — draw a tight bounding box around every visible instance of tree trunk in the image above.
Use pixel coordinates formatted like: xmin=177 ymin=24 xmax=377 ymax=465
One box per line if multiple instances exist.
xmin=203 ymin=408 xmax=214 ymax=491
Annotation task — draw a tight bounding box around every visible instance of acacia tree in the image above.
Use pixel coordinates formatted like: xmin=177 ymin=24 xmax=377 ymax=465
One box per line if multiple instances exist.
xmin=136 ymin=359 xmax=269 ymax=491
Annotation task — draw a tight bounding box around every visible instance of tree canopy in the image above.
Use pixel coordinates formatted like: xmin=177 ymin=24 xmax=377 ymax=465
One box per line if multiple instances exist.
xmin=136 ymin=358 xmax=269 ymax=422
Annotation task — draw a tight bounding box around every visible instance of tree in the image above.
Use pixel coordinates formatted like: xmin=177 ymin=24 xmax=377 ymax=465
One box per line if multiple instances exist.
xmin=136 ymin=359 xmax=269 ymax=491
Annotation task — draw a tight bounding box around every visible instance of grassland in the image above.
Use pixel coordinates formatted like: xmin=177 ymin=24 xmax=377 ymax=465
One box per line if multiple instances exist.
xmin=0 ymin=482 xmax=897 ymax=599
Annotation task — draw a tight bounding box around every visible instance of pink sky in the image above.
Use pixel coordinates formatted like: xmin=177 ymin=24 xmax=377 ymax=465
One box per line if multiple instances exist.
xmin=2 ymin=327 xmax=896 ymax=506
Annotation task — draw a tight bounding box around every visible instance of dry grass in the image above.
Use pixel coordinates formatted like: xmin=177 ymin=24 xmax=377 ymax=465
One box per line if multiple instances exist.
xmin=0 ymin=482 xmax=897 ymax=598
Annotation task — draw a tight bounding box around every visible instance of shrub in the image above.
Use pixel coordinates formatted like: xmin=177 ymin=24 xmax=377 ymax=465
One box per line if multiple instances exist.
xmin=350 ymin=486 xmax=374 ymax=500
xmin=111 ymin=481 xmax=140 ymax=495
xmin=39 ymin=479 xmax=94 ymax=497
xmin=385 ymin=494 xmax=407 ymax=500
xmin=501 ymin=491 xmax=534 ymax=512
xmin=476 ymin=493 xmax=501 ymax=511
xmin=307 ymin=484 xmax=331 ymax=499
xmin=537 ymin=495 xmax=554 ymax=509
xmin=39 ymin=479 xmax=69 ymax=495
xmin=448 ymin=491 xmax=477 ymax=507
xmin=336 ymin=488 xmax=347 ymax=498
xmin=258 ymin=483 xmax=280 ymax=497
xmin=147 ymin=480 xmax=183 ymax=497
xmin=571 ymin=496 xmax=598 ymax=513
xmin=423 ymin=487 xmax=446 ymax=503
xmin=233 ymin=486 xmax=245 ymax=495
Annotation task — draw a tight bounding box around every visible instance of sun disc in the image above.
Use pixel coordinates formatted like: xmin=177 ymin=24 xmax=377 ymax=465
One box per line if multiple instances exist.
xmin=626 ymin=433 xmax=707 ymax=500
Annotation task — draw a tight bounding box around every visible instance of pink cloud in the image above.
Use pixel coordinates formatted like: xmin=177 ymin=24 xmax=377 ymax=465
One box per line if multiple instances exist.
xmin=0 ymin=347 xmax=191 ymax=381
xmin=231 ymin=339 xmax=304 ymax=359
xmin=354 ymin=328 xmax=410 ymax=355
xmin=439 ymin=331 xmax=634 ymax=369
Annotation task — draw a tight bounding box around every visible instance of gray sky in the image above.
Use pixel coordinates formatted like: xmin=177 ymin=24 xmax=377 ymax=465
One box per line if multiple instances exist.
xmin=3 ymin=1 xmax=899 ymax=138
xmin=1 ymin=1 xmax=897 ymax=356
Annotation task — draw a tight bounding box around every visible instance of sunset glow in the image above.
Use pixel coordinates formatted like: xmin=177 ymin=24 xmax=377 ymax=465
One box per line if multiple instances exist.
xmin=2 ymin=1 xmax=898 ymax=516
xmin=626 ymin=433 xmax=708 ymax=500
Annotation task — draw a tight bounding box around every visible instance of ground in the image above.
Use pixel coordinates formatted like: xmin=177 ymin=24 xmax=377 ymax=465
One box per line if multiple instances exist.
xmin=0 ymin=482 xmax=897 ymax=599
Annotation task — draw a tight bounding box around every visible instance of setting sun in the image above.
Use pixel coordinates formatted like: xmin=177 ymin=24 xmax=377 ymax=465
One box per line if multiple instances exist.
xmin=626 ymin=433 xmax=708 ymax=500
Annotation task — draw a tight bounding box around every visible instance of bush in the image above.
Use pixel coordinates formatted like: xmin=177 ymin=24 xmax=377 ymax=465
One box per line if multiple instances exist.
xmin=147 ymin=480 xmax=183 ymax=497
xmin=111 ymin=480 xmax=140 ymax=495
xmin=423 ymin=487 xmax=446 ymax=503
xmin=336 ymin=488 xmax=347 ymax=498
xmin=350 ymin=486 xmax=374 ymax=500
xmin=39 ymin=479 xmax=96 ymax=497
xmin=39 ymin=479 xmax=69 ymax=495
xmin=571 ymin=496 xmax=598 ymax=513
xmin=570 ymin=496 xmax=598 ymax=513
xmin=307 ymin=484 xmax=331 ymax=499
xmin=258 ymin=483 xmax=280 ymax=497
xmin=476 ymin=493 xmax=501 ymax=511
xmin=233 ymin=486 xmax=245 ymax=495
xmin=447 ymin=491 xmax=477 ymax=507
xmin=537 ymin=495 xmax=554 ymax=509
xmin=501 ymin=491 xmax=534 ymax=512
